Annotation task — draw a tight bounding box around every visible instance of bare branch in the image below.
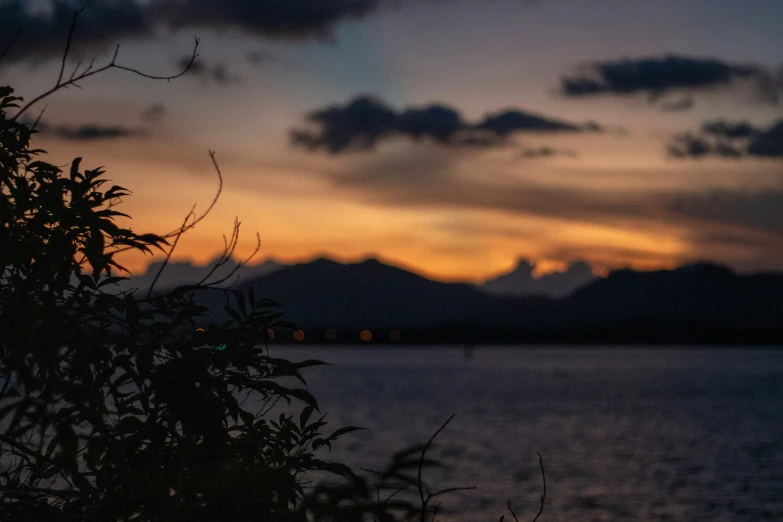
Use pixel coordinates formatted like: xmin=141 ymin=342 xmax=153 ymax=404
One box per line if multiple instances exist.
xmin=531 ymin=452 xmax=546 ymax=522
xmin=32 ymin=105 xmax=48 ymax=132
xmin=147 ymin=207 xmax=196 ymax=299
xmin=57 ymin=8 xmax=84 ymax=86
xmin=112 ymin=149 xmax=222 ymax=259
xmin=0 ymin=26 xmax=22 ymax=65
xmin=11 ymin=8 xmax=200 ymax=122
xmin=427 ymin=486 xmax=476 ymax=501
xmin=507 ymin=499 xmax=519 ymax=522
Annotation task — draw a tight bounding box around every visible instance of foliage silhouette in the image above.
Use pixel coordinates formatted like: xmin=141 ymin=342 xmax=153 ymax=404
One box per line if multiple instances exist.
xmin=0 ymin=9 xmax=545 ymax=522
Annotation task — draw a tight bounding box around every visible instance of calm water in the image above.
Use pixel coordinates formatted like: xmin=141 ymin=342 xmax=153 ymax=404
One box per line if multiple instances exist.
xmin=270 ymin=345 xmax=783 ymax=521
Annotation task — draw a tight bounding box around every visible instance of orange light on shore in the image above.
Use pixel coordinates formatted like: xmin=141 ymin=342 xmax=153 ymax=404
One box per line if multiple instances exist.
xmin=325 ymin=328 xmax=337 ymax=341
xmin=293 ymin=330 xmax=305 ymax=342
xmin=389 ymin=330 xmax=401 ymax=342
xmin=196 ymin=328 xmax=205 ymax=333
xmin=267 ymin=328 xmax=275 ymax=341
xmin=360 ymin=330 xmax=372 ymax=342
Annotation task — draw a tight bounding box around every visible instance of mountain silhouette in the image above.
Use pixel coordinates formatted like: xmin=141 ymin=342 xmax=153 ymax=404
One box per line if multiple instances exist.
xmin=559 ymin=263 xmax=783 ymax=328
xmin=120 ymin=256 xmax=783 ymax=343
xmin=113 ymin=257 xmax=284 ymax=295
xmin=192 ymin=257 xmax=529 ymax=328
xmin=482 ymin=258 xmax=596 ymax=297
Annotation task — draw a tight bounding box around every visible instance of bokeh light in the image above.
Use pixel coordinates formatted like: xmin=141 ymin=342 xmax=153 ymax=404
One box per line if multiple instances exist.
xmin=389 ymin=330 xmax=401 ymax=342
xmin=325 ymin=328 xmax=337 ymax=341
xmin=360 ymin=330 xmax=372 ymax=342
xmin=293 ymin=330 xmax=305 ymax=342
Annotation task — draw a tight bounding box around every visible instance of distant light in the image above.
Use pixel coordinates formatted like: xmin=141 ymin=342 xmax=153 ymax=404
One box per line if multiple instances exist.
xmin=325 ymin=328 xmax=337 ymax=341
xmin=196 ymin=328 xmax=205 ymax=333
xmin=389 ymin=330 xmax=401 ymax=342
xmin=293 ymin=330 xmax=305 ymax=342
xmin=216 ymin=344 xmax=226 ymax=351
xmin=267 ymin=328 xmax=275 ymax=341
xmin=360 ymin=330 xmax=372 ymax=342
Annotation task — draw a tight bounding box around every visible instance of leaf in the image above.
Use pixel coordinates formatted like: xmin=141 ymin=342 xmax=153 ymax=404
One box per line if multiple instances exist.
xmin=299 ymin=406 xmax=314 ymax=429
xmin=286 ymin=388 xmax=319 ymax=410
xmin=295 ymin=359 xmax=329 ymax=370
xmin=318 ymin=461 xmax=355 ymax=478
xmin=327 ymin=426 xmax=366 ymax=441
xmin=223 ymin=306 xmax=243 ymax=326
xmin=239 ymin=409 xmax=255 ymax=427
xmin=69 ymin=157 xmax=83 ymax=181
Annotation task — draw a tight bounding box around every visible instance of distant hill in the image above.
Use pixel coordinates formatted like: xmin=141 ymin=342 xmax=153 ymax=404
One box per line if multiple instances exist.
xmin=117 ymin=256 xmax=783 ymax=343
xmin=559 ymin=263 xmax=783 ymax=328
xmin=482 ymin=258 xmax=596 ymax=298
xmin=191 ymin=257 xmax=538 ymax=328
xmin=111 ymin=257 xmax=284 ymax=296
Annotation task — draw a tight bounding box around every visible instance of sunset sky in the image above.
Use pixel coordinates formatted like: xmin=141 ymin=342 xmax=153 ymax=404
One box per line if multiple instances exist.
xmin=3 ymin=0 xmax=783 ymax=282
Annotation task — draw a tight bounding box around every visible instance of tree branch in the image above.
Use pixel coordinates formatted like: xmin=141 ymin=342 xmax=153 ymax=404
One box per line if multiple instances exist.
xmin=57 ymin=8 xmax=84 ymax=86
xmin=0 ymin=26 xmax=22 ymax=65
xmin=531 ymin=452 xmax=546 ymax=522
xmin=12 ymin=9 xmax=200 ymax=122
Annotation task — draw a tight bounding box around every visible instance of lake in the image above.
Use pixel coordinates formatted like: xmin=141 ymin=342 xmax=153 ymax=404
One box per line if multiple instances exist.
xmin=269 ymin=345 xmax=783 ymax=521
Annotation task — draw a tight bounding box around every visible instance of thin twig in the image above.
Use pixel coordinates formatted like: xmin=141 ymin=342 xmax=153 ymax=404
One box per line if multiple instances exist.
xmin=507 ymin=499 xmax=519 ymax=522
xmin=418 ymin=414 xmax=455 ymax=522
xmin=427 ymin=486 xmax=476 ymax=500
xmin=57 ymin=8 xmax=84 ymax=86
xmin=32 ymin=105 xmax=48 ymax=132
xmin=147 ymin=207 xmax=196 ymax=299
xmin=0 ymin=26 xmax=22 ymax=65
xmin=532 ymin=452 xmax=546 ymax=522
xmin=112 ymin=149 xmax=222 ymax=258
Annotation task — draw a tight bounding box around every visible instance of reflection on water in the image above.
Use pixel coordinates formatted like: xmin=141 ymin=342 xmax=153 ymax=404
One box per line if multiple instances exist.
xmin=270 ymin=346 xmax=783 ymax=521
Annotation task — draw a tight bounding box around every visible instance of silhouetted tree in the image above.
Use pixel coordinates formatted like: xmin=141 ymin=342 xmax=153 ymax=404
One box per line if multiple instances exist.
xmin=0 ymin=9 xmax=544 ymax=522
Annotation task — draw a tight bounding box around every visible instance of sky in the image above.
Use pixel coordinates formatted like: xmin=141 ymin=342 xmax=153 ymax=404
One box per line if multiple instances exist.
xmin=2 ymin=0 xmax=783 ymax=282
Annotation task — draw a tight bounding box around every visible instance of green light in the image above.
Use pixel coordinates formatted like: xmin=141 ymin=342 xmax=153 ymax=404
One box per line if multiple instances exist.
xmin=217 ymin=344 xmax=226 ymax=351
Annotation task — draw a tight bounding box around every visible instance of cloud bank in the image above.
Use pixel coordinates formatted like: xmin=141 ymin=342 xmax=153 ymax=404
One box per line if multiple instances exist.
xmin=36 ymin=121 xmax=145 ymax=140
xmin=291 ymin=96 xmax=602 ymax=153
xmin=560 ymin=55 xmax=780 ymax=105
xmin=668 ymin=119 xmax=783 ymax=160
xmin=0 ymin=0 xmax=391 ymax=63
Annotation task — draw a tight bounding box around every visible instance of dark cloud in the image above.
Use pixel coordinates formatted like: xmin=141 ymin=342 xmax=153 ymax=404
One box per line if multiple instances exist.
xmin=669 ymin=189 xmax=783 ymax=236
xmin=141 ymin=103 xmax=166 ymax=122
xmin=476 ymin=110 xmax=584 ymax=134
xmin=701 ymin=120 xmax=759 ymax=139
xmin=291 ymin=97 xmax=398 ymax=153
xmin=560 ymin=55 xmax=778 ymax=104
xmin=668 ymin=119 xmax=783 ymax=160
xmin=0 ymin=0 xmax=382 ymax=63
xmin=398 ymin=105 xmax=463 ymax=143
xmin=158 ymin=0 xmax=375 ymax=40
xmin=668 ymin=133 xmax=717 ymax=159
xmin=176 ymin=56 xmax=241 ymax=85
xmin=291 ymin=96 xmax=602 ymax=153
xmin=36 ymin=121 xmax=145 ymax=140
xmin=0 ymin=1 xmax=154 ymax=63
xmin=747 ymin=121 xmax=783 ymax=158
xmin=660 ymin=96 xmax=694 ymax=112
xmin=520 ymin=146 xmax=578 ymax=159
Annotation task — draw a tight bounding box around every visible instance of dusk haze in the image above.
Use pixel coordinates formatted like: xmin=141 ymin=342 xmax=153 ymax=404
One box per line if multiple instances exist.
xmin=2 ymin=1 xmax=783 ymax=521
